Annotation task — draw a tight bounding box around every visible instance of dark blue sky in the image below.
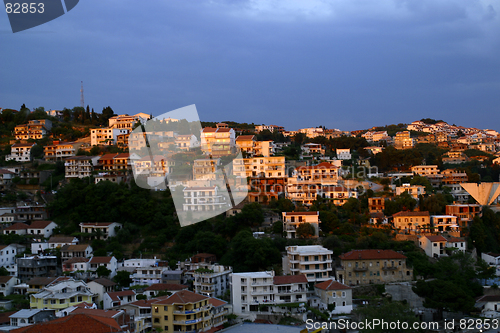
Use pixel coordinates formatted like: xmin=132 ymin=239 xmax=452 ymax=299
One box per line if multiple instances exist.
xmin=1 ymin=0 xmax=499 ymax=131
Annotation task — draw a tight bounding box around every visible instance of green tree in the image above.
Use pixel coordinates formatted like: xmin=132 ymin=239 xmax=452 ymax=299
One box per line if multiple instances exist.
xmin=96 ymin=266 xmax=112 ymax=278
xmin=113 ymin=270 xmax=132 ymax=288
xmin=354 ymin=300 xmax=421 ymax=333
xmin=296 ymin=223 xmax=316 ymax=238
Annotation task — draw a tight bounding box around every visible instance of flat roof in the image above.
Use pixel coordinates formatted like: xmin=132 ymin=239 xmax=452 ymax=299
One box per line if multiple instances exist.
xmin=222 ymin=323 xmax=303 ymax=333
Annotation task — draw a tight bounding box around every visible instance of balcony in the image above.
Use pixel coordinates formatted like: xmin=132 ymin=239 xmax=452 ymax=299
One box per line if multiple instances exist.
xmin=382 ymin=266 xmax=397 ymax=271
xmin=173 ymin=305 xmax=211 ymax=315
xmin=353 ymin=267 xmax=368 ymax=272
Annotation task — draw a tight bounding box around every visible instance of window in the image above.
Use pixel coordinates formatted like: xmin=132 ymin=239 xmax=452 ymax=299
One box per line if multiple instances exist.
xmin=70 ymin=297 xmax=75 ymax=303
xmin=51 ymin=299 xmax=56 ymax=304
xmin=154 ymin=318 xmax=159 ymax=323
xmin=77 ymin=296 xmax=82 ymax=302
xmin=60 ymin=299 xmax=65 ymax=304
xmin=164 ymin=315 xmax=168 ymax=320
xmin=305 ymin=265 xmax=309 ymax=270
xmin=154 ymin=307 xmax=158 ymax=313
xmin=304 ymin=257 xmax=309 ymax=262
xmin=164 ymin=306 xmax=168 ymax=311
xmin=342 ymin=292 xmax=346 ymax=298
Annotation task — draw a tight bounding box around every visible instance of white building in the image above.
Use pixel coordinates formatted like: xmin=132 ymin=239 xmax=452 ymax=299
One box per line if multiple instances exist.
xmin=313 ymin=280 xmax=353 ymax=314
xmin=419 ymin=235 xmax=447 ymax=258
xmin=27 ymin=221 xmax=57 ymax=239
xmin=482 ymin=253 xmax=500 ymax=276
xmin=282 ymin=211 xmax=320 ymax=239
xmin=336 ymin=149 xmax=351 ymax=160
xmin=103 ymin=290 xmax=136 ymax=310
xmin=90 ymin=128 xmax=129 ymax=146
xmin=182 ymin=186 xmax=230 ymax=212
xmin=282 ymin=245 xmax=333 ymax=283
xmin=79 ymin=222 xmax=122 ymax=240
xmin=0 ymin=244 xmax=18 ymax=268
xmin=6 ymin=143 xmax=35 ymax=162
xmin=0 ymin=275 xmax=19 ymax=296
xmin=193 ymin=264 xmax=232 ymax=298
xmin=231 ymin=271 xmax=308 ymax=315
xmin=88 ymin=256 xmax=118 ymax=278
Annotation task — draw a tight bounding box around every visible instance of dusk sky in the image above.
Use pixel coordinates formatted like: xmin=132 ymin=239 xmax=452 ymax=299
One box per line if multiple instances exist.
xmin=1 ymin=0 xmax=499 ymax=131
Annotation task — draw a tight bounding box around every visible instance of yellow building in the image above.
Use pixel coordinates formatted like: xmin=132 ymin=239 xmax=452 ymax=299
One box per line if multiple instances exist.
xmin=30 ymin=279 xmax=97 ymax=310
xmin=392 ymin=211 xmax=430 ymax=233
xmin=152 ymin=290 xmax=212 ymax=333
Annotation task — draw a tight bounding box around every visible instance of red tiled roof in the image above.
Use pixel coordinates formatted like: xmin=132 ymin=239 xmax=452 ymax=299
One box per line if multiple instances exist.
xmin=80 ymin=222 xmax=115 ymax=227
xmin=61 ymin=244 xmax=91 ymax=252
xmin=70 ymin=308 xmax=121 ymax=318
xmin=0 ymin=276 xmax=14 ymax=284
xmin=202 ymin=128 xmax=217 ymax=133
xmin=296 ymin=162 xmax=337 ymax=170
xmin=424 ymin=235 xmax=447 ymax=242
xmin=236 ymin=135 xmax=255 ymax=141
xmin=447 ymin=237 xmax=465 ymax=243
xmin=315 ymin=280 xmax=351 ymax=291
xmin=339 ymin=249 xmax=407 ymax=260
xmin=64 ymin=257 xmax=89 ymax=264
xmin=283 ymin=212 xmax=319 ymax=216
xmin=29 ymin=220 xmax=54 ymax=229
xmin=392 ymin=211 xmax=430 ymax=217
xmin=90 ymin=278 xmax=116 ymax=287
xmin=4 ymin=222 xmax=29 ymax=230
xmin=208 ymin=297 xmax=227 ymax=308
xmin=89 ymin=256 xmax=113 ymax=264
xmin=10 ymin=313 xmax=122 ymax=333
xmin=153 ymin=290 xmax=209 ymax=305
xmin=107 ymin=290 xmax=135 ymax=301
xmin=273 ymin=275 xmax=308 ymax=285
xmin=145 ymin=283 xmax=188 ymax=291
xmin=98 ymin=154 xmax=118 ymax=161
xmin=114 ymin=153 xmax=129 ymax=159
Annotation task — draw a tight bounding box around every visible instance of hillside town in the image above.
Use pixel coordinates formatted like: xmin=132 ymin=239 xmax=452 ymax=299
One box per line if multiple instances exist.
xmin=0 ymin=105 xmax=498 ymax=332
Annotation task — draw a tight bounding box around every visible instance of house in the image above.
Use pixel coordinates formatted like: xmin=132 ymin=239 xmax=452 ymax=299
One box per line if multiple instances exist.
xmin=88 ymin=257 xmax=118 ymax=278
xmin=60 ymin=244 xmax=93 ymax=263
xmin=231 ymin=271 xmax=308 ymax=315
xmin=87 ymin=278 xmax=117 ymax=305
xmin=6 ymin=143 xmax=35 ymax=162
xmin=117 ymin=297 xmax=167 ymax=333
xmin=8 ymin=309 xmax=56 ymax=328
xmin=302 ymin=143 xmax=325 ymax=156
xmin=482 ymin=252 xmax=500 ymax=276
xmin=103 ymin=290 xmax=136 ymax=310
xmin=0 ymin=276 xmax=19 ymax=296
xmin=318 ymin=185 xmax=359 ymax=206
xmin=90 ymin=128 xmax=129 ymax=146
xmin=62 ymin=257 xmax=89 ymax=274
xmin=394 ymin=131 xmax=414 ymax=150
xmin=336 ymin=148 xmax=351 ymax=160
xmin=431 ymin=215 xmax=460 ymax=233
xmin=446 ymin=204 xmax=481 ymax=229
xmin=44 ymin=141 xmax=83 ymax=161
xmin=368 ymin=197 xmax=385 ymax=213
xmin=175 ymin=134 xmax=199 ymax=150
xmin=475 ymin=295 xmax=500 ymax=317
xmin=282 ymin=211 xmax=320 ymax=239
xmin=336 ymin=249 xmax=413 ymax=286
xmin=0 ymin=244 xmax=18 ymax=268
xmin=445 ymin=237 xmax=466 ymax=253
xmin=192 ymin=158 xmax=220 ymax=181
xmin=17 ymin=256 xmax=58 ymax=283
xmin=419 ymin=235 xmax=447 ymax=258
xmin=26 ymin=277 xmax=64 ymax=294
xmin=27 ymin=221 xmax=57 ymax=239
xmin=130 ymin=266 xmax=164 ymax=286
xmin=208 ymin=297 xmax=229 ymax=329
xmin=395 ymin=184 xmax=426 ymax=199
xmin=392 ymin=211 xmax=430 ymax=234
xmin=48 ymin=236 xmax=79 ymax=249
xmin=151 ymin=290 xmax=213 ymax=333
xmin=232 ymin=156 xmax=286 ymax=179
xmin=3 ymin=222 xmax=29 ymax=235
xmin=29 ymin=279 xmax=97 ymax=310
xmin=313 ymin=280 xmax=352 ymax=314
xmin=144 ymin=283 xmax=188 ymax=299
xmin=411 ymin=165 xmax=439 ymax=176
xmin=0 ymin=169 xmax=16 ymax=191
xmin=14 ymin=120 xmax=52 ymax=140
xmin=79 ymin=222 xmax=122 ymax=240
xmin=282 ymin=245 xmax=333 ymax=283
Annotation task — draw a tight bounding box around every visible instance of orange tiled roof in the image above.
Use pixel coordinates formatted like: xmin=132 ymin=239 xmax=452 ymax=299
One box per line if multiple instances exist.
xmin=315 ymin=279 xmax=351 ymax=291
xmin=10 ymin=313 xmax=121 ymax=333
xmin=145 ymin=283 xmax=188 ymax=291
xmin=339 ymin=249 xmax=407 ymax=260
xmin=153 ymin=290 xmax=209 ymax=305
xmin=89 ymin=256 xmax=113 ymax=264
xmin=29 ymin=221 xmax=54 ymax=229
xmin=208 ymin=297 xmax=227 ymax=308
xmin=273 ymin=275 xmax=308 ymax=285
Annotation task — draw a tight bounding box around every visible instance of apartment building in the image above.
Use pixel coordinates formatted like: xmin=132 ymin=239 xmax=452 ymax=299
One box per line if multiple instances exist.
xmin=395 ymin=184 xmax=425 ymax=199
xmin=90 ymin=128 xmax=129 ymax=146
xmin=44 ymin=141 xmax=83 ymax=161
xmin=182 ymin=186 xmax=230 ymax=213
xmin=176 ymin=134 xmax=199 ymax=151
xmin=368 ymin=197 xmax=385 ymax=213
xmin=301 ymin=143 xmax=325 ymax=155
xmin=282 ymin=211 xmax=320 ymax=239
xmin=60 ymin=244 xmax=93 ymax=263
xmin=431 ymin=215 xmax=459 ymax=233
xmin=336 ymin=148 xmax=351 ymax=160
xmin=79 ymin=222 xmax=122 ymax=240
xmin=200 ymin=127 xmax=236 ymax=157
xmin=193 ymin=158 xmax=220 ymax=181
xmin=151 ymin=290 xmax=212 ymax=333
xmin=232 ymin=156 xmax=286 ymax=179
xmin=392 ymin=211 xmax=430 ymax=234
xmin=193 ymin=264 xmax=232 ymax=298
xmin=64 ymin=156 xmax=100 ymax=179
xmin=336 ymin=249 xmax=413 ymax=286
xmin=318 ymin=185 xmax=359 ymax=206
xmin=446 ymin=204 xmax=481 ymax=228
xmin=14 ymin=119 xmax=52 ymax=140
xmin=6 ymin=143 xmax=35 ymax=162
xmin=282 ymin=245 xmax=333 ymax=283
xmin=130 ymin=267 xmax=164 ymax=286
xmin=231 ymin=271 xmax=308 ymax=315
xmin=411 ymin=165 xmax=439 ymax=176
xmin=394 ymin=131 xmax=414 ymax=150
xmin=132 ymin=155 xmax=171 ymax=178
xmin=17 ymin=255 xmax=58 ymax=282
xmin=108 ymin=114 xmax=148 ymax=130
xmin=255 ymin=124 xmax=284 ymax=133
xmin=0 ymin=245 xmax=18 ymax=268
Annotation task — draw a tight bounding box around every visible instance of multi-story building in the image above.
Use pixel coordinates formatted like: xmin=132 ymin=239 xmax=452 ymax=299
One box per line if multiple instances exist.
xmin=411 ymin=165 xmax=439 ymax=176
xmin=302 ymin=143 xmax=325 ymax=155
xmin=130 ymin=267 xmax=164 ymax=286
xmin=175 ymin=134 xmax=199 ymax=151
xmin=0 ymin=169 xmax=16 ymax=191
xmin=394 ymin=131 xmax=414 ymax=150
xmin=6 ymin=143 xmax=35 ymax=162
xmin=17 ymin=255 xmax=58 ymax=282
xmin=88 ymin=256 xmax=118 ymax=278
xmin=235 ymin=135 xmax=256 ymax=156
xmin=336 ymin=148 xmax=351 ymax=160
xmin=0 ymin=275 xmax=19 ymax=296
xmin=44 ymin=141 xmax=84 ymax=161
xmin=79 ymin=222 xmax=122 ymax=240
xmin=336 ymin=249 xmax=413 ymax=286
xmin=200 ymin=127 xmax=236 ymax=157
xmin=282 ymin=211 xmax=320 ymax=239
xmin=14 ymin=119 xmax=52 ymax=140
xmin=395 ymin=184 xmax=426 ymax=199
xmin=29 ymin=279 xmax=97 ymax=310
xmin=441 ymin=169 xmax=468 ymax=185
xmin=318 ymin=185 xmax=359 ymax=206
xmin=64 ymin=156 xmax=100 ymax=179
xmin=445 ymin=204 xmax=481 ymax=229
xmin=0 ymin=244 xmax=18 ymax=268
xmin=282 ymin=245 xmax=333 ymax=283
xmin=231 ymin=271 xmax=308 ymax=315
xmin=60 ymin=244 xmax=93 ymax=263
xmin=182 ymin=186 xmax=230 ymax=213
xmin=392 ymin=211 xmax=430 ymax=234
xmin=254 ymin=125 xmax=284 ymax=133
xmin=103 ymin=290 xmax=136 ymax=310
xmin=368 ymin=197 xmax=385 ymax=213
xmin=27 ymin=221 xmax=57 ymax=239
xmin=431 ymin=215 xmax=459 ymax=233
xmin=90 ymin=128 xmax=130 ymax=146
xmin=15 ymin=202 xmax=48 ymax=221
xmin=419 ymin=235 xmax=447 ymax=258
xmin=232 ymin=156 xmax=285 ymax=179
xmin=144 ymin=284 xmax=188 ymax=299
xmin=108 ymin=114 xmax=149 ymax=130
xmin=193 ymin=264 xmax=232 ymax=298
xmin=151 ymin=290 xmax=212 ymax=333
xmin=87 ymin=278 xmax=117 ymax=305
xmin=193 ymin=158 xmax=220 ymax=181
